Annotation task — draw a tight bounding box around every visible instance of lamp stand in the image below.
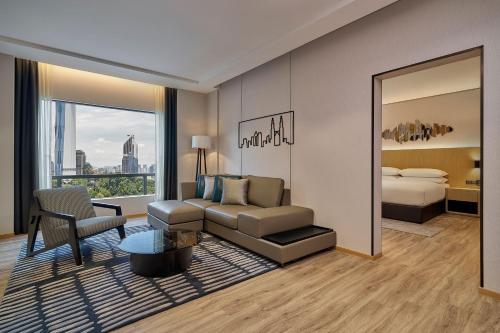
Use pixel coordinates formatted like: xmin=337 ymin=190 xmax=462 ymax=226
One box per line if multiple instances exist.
xmin=195 ymin=148 xmax=207 ymax=180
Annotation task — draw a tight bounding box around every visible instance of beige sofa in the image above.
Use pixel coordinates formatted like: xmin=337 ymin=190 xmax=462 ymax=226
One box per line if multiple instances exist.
xmin=147 ymin=175 xmax=336 ymax=265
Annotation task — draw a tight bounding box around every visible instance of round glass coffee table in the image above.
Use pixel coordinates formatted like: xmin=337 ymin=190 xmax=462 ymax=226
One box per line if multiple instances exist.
xmin=118 ymin=229 xmax=200 ymax=277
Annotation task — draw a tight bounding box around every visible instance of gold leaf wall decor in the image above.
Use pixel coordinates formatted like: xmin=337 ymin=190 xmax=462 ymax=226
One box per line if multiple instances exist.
xmin=382 ymin=120 xmax=453 ymax=144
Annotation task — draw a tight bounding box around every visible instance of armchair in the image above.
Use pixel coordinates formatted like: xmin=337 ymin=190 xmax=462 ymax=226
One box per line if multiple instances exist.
xmin=28 ymin=186 xmax=127 ymax=265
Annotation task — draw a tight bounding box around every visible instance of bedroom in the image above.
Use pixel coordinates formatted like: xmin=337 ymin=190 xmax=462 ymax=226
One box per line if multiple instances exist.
xmin=378 ymin=49 xmax=481 ymax=245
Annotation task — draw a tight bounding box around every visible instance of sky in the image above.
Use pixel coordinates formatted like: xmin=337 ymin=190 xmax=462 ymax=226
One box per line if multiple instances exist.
xmin=54 ymin=103 xmax=156 ymax=168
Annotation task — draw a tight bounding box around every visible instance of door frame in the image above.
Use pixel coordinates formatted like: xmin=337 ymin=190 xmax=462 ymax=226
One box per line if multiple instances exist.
xmin=370 ymin=46 xmax=484 ymax=286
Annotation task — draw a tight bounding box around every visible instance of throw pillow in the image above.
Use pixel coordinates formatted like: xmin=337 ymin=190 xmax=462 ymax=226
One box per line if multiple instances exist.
xmin=212 ymin=174 xmax=242 ymax=202
xmin=202 ymin=176 xmax=215 ymax=200
xmin=221 ymin=178 xmax=249 ymax=205
xmin=195 ymin=174 xmax=206 ymax=198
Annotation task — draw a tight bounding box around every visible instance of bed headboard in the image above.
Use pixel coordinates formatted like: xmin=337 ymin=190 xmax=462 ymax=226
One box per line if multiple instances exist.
xmin=382 ymin=147 xmax=480 ymax=188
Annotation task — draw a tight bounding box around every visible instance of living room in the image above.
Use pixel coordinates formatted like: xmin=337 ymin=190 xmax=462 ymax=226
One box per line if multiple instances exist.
xmin=1 ymin=0 xmax=500 ymax=332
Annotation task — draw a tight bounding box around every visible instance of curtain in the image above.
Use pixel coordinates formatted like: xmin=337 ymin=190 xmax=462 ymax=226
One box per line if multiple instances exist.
xmin=163 ymin=87 xmax=178 ymax=200
xmin=154 ymin=86 xmax=165 ymax=200
xmin=37 ymin=63 xmax=52 ymax=189
xmin=14 ymin=59 xmax=39 ymax=234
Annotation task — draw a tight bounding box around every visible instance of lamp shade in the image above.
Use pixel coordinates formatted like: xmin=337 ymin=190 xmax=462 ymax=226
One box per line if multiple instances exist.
xmin=192 ymin=135 xmax=211 ymax=149
xmin=474 ymin=160 xmax=480 ymax=168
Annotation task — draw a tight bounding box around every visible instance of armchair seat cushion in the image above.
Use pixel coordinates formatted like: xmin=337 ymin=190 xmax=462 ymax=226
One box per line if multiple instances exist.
xmin=51 ymin=215 xmax=126 ymax=239
xmin=205 ymin=205 xmax=260 ymax=229
xmin=238 ymin=206 xmax=314 ymax=238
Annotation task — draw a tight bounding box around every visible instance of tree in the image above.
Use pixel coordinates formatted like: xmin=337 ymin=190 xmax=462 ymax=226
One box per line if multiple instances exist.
xmin=83 ymin=162 xmax=94 ymax=175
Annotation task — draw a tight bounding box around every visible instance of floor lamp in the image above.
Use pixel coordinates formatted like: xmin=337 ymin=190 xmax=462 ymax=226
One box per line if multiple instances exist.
xmin=192 ymin=135 xmax=211 ymax=181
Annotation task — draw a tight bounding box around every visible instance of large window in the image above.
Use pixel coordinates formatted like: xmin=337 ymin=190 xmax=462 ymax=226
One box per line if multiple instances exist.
xmin=51 ymin=101 xmax=156 ymax=198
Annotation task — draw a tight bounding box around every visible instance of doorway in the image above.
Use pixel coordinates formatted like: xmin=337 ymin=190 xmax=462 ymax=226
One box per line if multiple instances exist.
xmin=371 ymin=47 xmax=483 ymax=285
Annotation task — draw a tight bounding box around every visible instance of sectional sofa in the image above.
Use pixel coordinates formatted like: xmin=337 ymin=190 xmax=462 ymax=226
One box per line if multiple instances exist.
xmin=147 ymin=175 xmax=336 ymax=265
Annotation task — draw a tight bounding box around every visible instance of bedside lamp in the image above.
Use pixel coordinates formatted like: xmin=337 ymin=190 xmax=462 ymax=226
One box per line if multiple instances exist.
xmin=192 ymin=135 xmax=211 ymax=180
xmin=466 ymin=159 xmax=481 ymax=186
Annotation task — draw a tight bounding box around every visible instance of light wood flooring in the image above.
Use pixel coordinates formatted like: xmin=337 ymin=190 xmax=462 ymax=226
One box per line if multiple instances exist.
xmin=1 ymin=214 xmax=499 ymax=332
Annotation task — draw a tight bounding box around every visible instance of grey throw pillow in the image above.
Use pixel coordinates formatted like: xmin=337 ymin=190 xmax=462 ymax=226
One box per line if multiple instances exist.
xmin=221 ymin=178 xmax=249 ymax=205
xmin=203 ymin=176 xmax=215 ymax=200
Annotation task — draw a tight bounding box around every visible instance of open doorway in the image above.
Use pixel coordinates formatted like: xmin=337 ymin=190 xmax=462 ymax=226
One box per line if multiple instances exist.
xmin=371 ymin=47 xmax=483 ymax=285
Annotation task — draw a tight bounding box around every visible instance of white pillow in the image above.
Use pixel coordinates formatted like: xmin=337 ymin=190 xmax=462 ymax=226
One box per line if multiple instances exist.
xmin=202 ymin=176 xmax=215 ymax=200
xmin=221 ymin=178 xmax=249 ymax=205
xmin=398 ymin=177 xmax=448 ymax=184
xmin=382 ymin=175 xmax=400 ymax=180
xmin=399 ymin=168 xmax=448 ymax=178
xmin=382 ymin=167 xmax=401 ymax=176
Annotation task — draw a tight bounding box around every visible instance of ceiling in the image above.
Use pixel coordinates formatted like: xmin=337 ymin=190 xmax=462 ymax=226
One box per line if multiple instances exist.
xmin=0 ymin=0 xmax=398 ymax=92
xmin=382 ymin=57 xmax=481 ymax=104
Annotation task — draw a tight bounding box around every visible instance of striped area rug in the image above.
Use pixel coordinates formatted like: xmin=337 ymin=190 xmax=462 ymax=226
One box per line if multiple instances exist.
xmin=0 ymin=225 xmax=277 ymax=332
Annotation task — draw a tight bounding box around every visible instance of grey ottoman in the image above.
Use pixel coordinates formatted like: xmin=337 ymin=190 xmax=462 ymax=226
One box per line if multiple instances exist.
xmin=147 ymin=200 xmax=204 ymax=231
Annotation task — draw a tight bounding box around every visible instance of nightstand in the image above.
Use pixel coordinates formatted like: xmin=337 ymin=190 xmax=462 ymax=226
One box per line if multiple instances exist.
xmin=445 ymin=187 xmax=480 ymax=217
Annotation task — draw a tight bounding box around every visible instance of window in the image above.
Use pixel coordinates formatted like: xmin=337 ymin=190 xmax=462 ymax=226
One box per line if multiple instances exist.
xmin=50 ymin=101 xmax=156 ymax=198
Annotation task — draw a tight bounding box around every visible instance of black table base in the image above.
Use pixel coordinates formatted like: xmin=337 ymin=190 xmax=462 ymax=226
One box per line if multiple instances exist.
xmin=129 ymin=247 xmax=193 ymax=277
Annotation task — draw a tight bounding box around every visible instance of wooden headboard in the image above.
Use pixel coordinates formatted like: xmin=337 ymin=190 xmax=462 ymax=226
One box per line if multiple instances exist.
xmin=382 ymin=147 xmax=480 ymax=188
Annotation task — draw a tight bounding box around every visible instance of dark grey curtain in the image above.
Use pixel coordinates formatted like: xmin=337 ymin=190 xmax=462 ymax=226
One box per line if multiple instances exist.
xmin=14 ymin=59 xmax=39 ymax=234
xmin=163 ymin=87 xmax=178 ymax=200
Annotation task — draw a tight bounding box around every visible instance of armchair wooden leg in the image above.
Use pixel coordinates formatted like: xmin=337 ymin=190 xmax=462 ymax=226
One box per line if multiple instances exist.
xmin=26 ymin=216 xmax=40 ymax=256
xmin=68 ymin=223 xmax=82 ymax=265
xmin=116 ymin=225 xmax=126 ymax=239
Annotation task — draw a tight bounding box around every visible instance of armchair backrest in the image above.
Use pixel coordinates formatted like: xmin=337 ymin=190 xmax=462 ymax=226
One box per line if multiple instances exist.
xmin=34 ymin=186 xmax=96 ymax=246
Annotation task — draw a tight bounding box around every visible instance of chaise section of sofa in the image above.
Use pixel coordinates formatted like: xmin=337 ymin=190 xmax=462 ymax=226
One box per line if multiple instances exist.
xmin=173 ymin=175 xmax=336 ymax=265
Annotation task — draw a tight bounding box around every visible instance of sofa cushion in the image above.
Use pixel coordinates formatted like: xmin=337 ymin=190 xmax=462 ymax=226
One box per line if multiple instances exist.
xmin=148 ymin=200 xmax=204 ymax=225
xmin=238 ymin=206 xmax=314 ymax=238
xmin=205 ymin=205 xmax=260 ymax=229
xmin=221 ymin=178 xmax=249 ymax=205
xmin=184 ymin=198 xmax=219 ymax=209
xmin=212 ymin=175 xmax=242 ymax=202
xmin=246 ymin=175 xmax=284 ymax=208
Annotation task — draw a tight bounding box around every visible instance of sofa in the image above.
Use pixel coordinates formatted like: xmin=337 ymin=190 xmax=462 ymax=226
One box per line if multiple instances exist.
xmin=147 ymin=175 xmax=336 ymax=265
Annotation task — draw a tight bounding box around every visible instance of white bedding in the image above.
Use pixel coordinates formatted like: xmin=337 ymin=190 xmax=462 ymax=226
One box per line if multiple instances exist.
xmin=382 ymin=178 xmax=448 ymax=206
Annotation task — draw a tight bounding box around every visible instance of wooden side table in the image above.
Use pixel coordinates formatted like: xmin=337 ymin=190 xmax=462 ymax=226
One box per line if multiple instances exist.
xmin=445 ymin=187 xmax=480 ymax=217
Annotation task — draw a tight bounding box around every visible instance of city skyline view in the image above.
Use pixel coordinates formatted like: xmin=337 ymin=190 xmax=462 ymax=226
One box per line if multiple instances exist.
xmin=51 ymin=102 xmax=156 ymax=171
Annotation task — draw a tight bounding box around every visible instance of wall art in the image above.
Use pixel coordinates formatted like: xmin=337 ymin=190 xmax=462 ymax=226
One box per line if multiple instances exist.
xmin=382 ymin=120 xmax=453 ymax=144
xmin=238 ymin=111 xmax=294 ymax=149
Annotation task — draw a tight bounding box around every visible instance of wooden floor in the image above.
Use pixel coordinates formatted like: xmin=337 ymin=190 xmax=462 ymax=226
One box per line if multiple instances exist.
xmin=1 ymin=214 xmax=499 ymax=332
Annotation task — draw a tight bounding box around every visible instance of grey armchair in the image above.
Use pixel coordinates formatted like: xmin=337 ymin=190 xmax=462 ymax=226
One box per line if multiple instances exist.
xmin=28 ymin=186 xmax=127 ymax=265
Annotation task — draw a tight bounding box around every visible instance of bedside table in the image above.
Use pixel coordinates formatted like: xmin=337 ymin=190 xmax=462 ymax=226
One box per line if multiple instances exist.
xmin=445 ymin=187 xmax=480 ymax=217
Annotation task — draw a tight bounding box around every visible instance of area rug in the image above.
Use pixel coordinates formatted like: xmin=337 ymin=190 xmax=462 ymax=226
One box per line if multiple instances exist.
xmin=382 ymin=218 xmax=444 ymax=237
xmin=0 ymin=225 xmax=277 ymax=333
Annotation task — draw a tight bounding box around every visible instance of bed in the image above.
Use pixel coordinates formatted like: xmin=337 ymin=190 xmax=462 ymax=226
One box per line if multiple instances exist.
xmin=382 ymin=177 xmax=448 ymax=223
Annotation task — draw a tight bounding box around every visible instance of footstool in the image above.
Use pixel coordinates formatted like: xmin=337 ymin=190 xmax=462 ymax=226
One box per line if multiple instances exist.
xmin=147 ymin=200 xmax=204 ymax=231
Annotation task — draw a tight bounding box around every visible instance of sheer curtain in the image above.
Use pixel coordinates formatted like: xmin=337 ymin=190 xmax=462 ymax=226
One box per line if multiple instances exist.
xmin=37 ymin=63 xmax=52 ymax=189
xmin=154 ymin=86 xmax=165 ymax=200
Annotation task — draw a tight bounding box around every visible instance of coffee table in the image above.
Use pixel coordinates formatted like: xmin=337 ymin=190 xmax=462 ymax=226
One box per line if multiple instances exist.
xmin=118 ymin=229 xmax=200 ymax=277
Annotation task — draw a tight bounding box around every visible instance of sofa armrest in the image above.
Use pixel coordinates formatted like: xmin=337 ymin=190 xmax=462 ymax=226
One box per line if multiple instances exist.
xmin=238 ymin=206 xmax=313 ymax=238
xmin=181 ymin=182 xmax=197 ymax=200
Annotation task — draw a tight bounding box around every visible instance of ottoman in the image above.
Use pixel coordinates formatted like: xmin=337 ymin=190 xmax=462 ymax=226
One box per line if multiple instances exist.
xmin=147 ymin=200 xmax=204 ymax=231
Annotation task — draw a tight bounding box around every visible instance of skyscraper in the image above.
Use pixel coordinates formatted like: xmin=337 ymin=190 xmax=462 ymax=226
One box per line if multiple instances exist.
xmin=121 ymin=135 xmax=139 ymax=173
xmin=54 ymin=101 xmax=76 ymax=176
xmin=76 ymin=150 xmax=86 ymax=175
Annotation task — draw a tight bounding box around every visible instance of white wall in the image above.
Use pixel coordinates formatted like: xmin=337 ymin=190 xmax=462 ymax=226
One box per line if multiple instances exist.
xmin=93 ymin=195 xmax=155 ymax=216
xmin=0 ymin=53 xmax=14 ymax=235
xmin=215 ymin=0 xmax=500 ymax=292
xmin=382 ymin=89 xmax=480 ymax=150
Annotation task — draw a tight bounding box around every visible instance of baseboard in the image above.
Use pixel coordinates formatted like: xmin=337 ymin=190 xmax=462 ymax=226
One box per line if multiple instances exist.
xmin=479 ymin=287 xmax=500 ymax=300
xmin=0 ymin=233 xmax=15 ymax=240
xmin=335 ymin=246 xmax=382 ymax=260
xmin=125 ymin=213 xmax=147 ymax=219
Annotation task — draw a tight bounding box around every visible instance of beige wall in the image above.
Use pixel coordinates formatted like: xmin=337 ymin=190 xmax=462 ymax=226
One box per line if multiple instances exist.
xmin=0 ymin=53 xmax=14 ymax=235
xmin=215 ymin=0 xmax=500 ymax=292
xmin=382 ymin=89 xmax=480 ymax=150
xmin=177 ymin=90 xmax=209 ymax=193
